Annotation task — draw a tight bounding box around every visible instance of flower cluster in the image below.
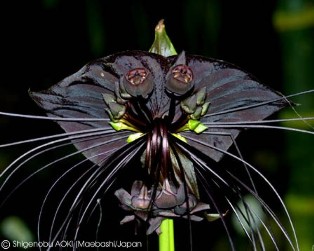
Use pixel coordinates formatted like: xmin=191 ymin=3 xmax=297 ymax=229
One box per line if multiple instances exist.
xmin=115 ymin=179 xmax=222 ymax=234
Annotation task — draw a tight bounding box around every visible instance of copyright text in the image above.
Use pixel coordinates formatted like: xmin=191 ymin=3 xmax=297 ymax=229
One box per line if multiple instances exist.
xmin=1 ymin=240 xmax=142 ymax=249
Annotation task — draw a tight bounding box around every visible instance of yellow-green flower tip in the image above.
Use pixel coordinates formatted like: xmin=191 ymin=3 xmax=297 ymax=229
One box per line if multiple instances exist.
xmin=109 ymin=121 xmax=137 ymax=132
xmin=149 ymin=19 xmax=177 ymax=57
xmin=188 ymin=119 xmax=200 ymax=130
xmin=172 ymin=133 xmax=187 ymax=143
xmin=127 ymin=132 xmax=144 ymax=143
xmin=194 ymin=123 xmax=208 ymax=134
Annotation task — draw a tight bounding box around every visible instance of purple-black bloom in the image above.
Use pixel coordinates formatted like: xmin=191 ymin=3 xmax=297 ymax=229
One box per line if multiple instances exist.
xmin=115 ymin=180 xmax=222 ymax=235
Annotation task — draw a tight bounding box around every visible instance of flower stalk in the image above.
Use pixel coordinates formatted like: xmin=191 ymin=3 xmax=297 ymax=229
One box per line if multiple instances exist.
xmin=150 ymin=19 xmax=176 ymax=251
xmin=159 ymin=219 xmax=175 ymax=251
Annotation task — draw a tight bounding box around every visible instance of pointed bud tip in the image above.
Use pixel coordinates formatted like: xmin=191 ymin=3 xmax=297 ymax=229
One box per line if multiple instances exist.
xmin=155 ymin=19 xmax=165 ymax=33
xmin=149 ymin=19 xmax=177 ymax=57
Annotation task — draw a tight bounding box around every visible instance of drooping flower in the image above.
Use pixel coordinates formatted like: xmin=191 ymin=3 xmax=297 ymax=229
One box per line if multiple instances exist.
xmin=115 ymin=179 xmax=223 ymax=235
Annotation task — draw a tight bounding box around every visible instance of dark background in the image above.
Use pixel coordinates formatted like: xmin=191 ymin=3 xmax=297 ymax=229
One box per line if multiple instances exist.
xmin=0 ymin=0 xmax=313 ymax=250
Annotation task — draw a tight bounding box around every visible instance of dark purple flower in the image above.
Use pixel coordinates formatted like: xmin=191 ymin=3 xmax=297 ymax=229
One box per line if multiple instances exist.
xmin=115 ymin=180 xmax=223 ymax=234
xmin=1 ymin=47 xmax=309 ymax=250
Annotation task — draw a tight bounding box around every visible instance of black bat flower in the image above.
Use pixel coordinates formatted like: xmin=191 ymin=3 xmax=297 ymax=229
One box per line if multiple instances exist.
xmin=1 ymin=21 xmax=313 ymax=251
xmin=25 ymin=50 xmax=294 ymax=248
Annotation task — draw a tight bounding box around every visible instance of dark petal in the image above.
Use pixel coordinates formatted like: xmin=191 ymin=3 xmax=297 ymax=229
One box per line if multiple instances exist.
xmin=154 ymin=193 xmax=177 ymax=209
xmin=30 ymin=60 xmax=127 ymax=165
xmin=120 ymin=215 xmax=135 ymax=224
xmin=154 ymin=183 xmax=178 ymax=209
xmin=131 ymin=186 xmax=151 ymax=209
xmin=187 ymin=215 xmax=204 ymax=221
xmin=147 ymin=217 xmax=164 ymax=235
xmin=134 ymin=211 xmax=149 ymax=222
xmin=173 ymin=206 xmax=187 ymax=215
xmin=170 ymin=147 xmax=200 ymax=198
xmin=30 ymin=51 xmax=170 ymax=164
xmin=190 ymin=202 xmax=210 ymax=213
xmin=157 ymin=211 xmax=177 ymax=218
xmin=174 ymin=194 xmax=198 ymax=215
xmin=180 ymin=55 xmax=289 ymax=162
xmin=33 ymin=50 xmax=173 ymax=119
xmin=130 ymin=180 xmax=145 ymax=196
xmin=181 ymin=128 xmax=240 ymax=162
xmin=114 ymin=188 xmax=132 ymax=206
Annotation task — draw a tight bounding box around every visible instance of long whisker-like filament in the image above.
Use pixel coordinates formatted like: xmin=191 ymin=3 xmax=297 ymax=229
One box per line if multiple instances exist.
xmin=204 ymin=116 xmax=314 ymax=125
xmin=35 ymin=148 xmax=117 ymax=227
xmin=203 ymin=123 xmax=314 ymax=135
xmin=0 ymin=129 xmax=129 ymax=186
xmin=170 ymin=145 xmax=193 ymax=251
xmin=38 ymin=158 xmax=98 ymax=243
xmin=175 ymin=136 xmax=299 ymax=251
xmin=0 ymin=127 xmax=115 ymax=148
xmin=194 ymin=166 xmax=236 ymax=251
xmin=204 ymin=89 xmax=314 ymax=119
xmin=188 ymin=149 xmax=283 ymax=250
xmin=0 ymin=111 xmax=110 ymax=122
xmin=0 ymin=132 xmax=130 ymax=210
xmin=72 ymin=139 xmax=146 ymax=241
xmin=47 ymin=138 xmax=146 ymax=245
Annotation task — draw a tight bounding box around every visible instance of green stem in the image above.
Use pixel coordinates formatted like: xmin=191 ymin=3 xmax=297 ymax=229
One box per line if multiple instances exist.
xmin=159 ymin=219 xmax=175 ymax=251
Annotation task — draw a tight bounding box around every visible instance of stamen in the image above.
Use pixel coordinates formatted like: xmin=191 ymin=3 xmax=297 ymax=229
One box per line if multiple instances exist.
xmin=126 ymin=68 xmax=149 ymax=86
xmin=172 ymin=65 xmax=193 ymax=84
